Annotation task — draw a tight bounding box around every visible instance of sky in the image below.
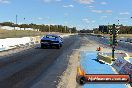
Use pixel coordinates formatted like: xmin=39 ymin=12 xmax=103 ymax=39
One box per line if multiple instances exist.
xmin=0 ymin=0 xmax=132 ymax=30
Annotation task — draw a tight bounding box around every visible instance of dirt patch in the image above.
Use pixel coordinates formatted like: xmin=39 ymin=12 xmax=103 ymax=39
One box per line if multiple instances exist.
xmin=57 ymin=50 xmax=81 ymax=88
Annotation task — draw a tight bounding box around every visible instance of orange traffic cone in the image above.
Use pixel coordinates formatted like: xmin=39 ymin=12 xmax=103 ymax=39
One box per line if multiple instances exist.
xmin=98 ymin=47 xmax=101 ymax=51
xmin=96 ymin=47 xmax=101 ymax=51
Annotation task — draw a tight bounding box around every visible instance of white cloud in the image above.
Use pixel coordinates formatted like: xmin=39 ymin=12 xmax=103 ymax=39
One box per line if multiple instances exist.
xmin=115 ymin=17 xmax=129 ymax=23
xmin=91 ymin=10 xmax=103 ymax=13
xmin=89 ymin=5 xmax=94 ymax=8
xmin=105 ymin=10 xmax=112 ymax=13
xmin=100 ymin=2 xmax=107 ymax=5
xmin=75 ymin=0 xmax=95 ymax=4
xmin=101 ymin=16 xmax=107 ymax=18
xmin=64 ymin=13 xmax=69 ymax=16
xmin=91 ymin=10 xmax=112 ymax=14
xmin=34 ymin=17 xmax=50 ymax=21
xmin=85 ymin=5 xmax=94 ymax=9
xmin=119 ymin=18 xmax=128 ymax=20
xmin=43 ymin=0 xmax=61 ymax=3
xmin=102 ymin=16 xmax=107 ymax=18
xmin=115 ymin=17 xmax=128 ymax=20
xmin=64 ymin=21 xmax=68 ymax=24
xmin=119 ymin=12 xmax=130 ymax=15
xmin=56 ymin=0 xmax=61 ymax=1
xmin=45 ymin=16 xmax=50 ymax=19
xmin=120 ymin=20 xmax=128 ymax=23
xmin=0 ymin=0 xmax=10 ymax=4
xmin=63 ymin=4 xmax=74 ymax=8
xmin=91 ymin=20 xmax=95 ymax=23
xmin=37 ymin=17 xmax=43 ymax=20
xmin=82 ymin=18 xmax=90 ymax=23
xmin=82 ymin=18 xmax=96 ymax=23
xmin=43 ymin=0 xmax=51 ymax=2
xmin=114 ymin=17 xmax=129 ymax=23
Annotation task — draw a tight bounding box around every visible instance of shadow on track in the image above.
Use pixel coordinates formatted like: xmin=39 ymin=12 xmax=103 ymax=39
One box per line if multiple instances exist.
xmin=92 ymin=59 xmax=105 ymax=64
xmin=35 ymin=46 xmax=60 ymax=49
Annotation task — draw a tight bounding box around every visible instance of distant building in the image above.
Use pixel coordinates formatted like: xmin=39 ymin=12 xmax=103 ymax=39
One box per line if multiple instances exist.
xmin=0 ymin=26 xmax=36 ymax=31
xmin=99 ymin=25 xmax=108 ymax=33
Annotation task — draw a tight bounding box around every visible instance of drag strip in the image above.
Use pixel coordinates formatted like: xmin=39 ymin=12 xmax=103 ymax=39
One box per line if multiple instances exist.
xmin=0 ymin=35 xmax=79 ymax=88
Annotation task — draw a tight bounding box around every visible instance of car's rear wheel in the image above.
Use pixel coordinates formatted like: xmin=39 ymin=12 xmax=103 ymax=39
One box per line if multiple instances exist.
xmin=41 ymin=45 xmax=43 ymax=48
xmin=56 ymin=44 xmax=60 ymax=49
xmin=60 ymin=44 xmax=62 ymax=47
xmin=41 ymin=45 xmax=46 ymax=49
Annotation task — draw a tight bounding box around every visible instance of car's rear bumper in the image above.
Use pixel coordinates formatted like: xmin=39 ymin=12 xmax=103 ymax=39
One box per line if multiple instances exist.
xmin=41 ymin=42 xmax=60 ymax=46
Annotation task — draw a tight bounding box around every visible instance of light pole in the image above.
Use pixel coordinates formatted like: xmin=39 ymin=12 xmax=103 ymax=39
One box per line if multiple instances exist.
xmin=112 ymin=24 xmax=116 ymax=59
xmin=14 ymin=15 xmax=18 ymax=36
xmin=118 ymin=20 xmax=120 ymax=26
xmin=24 ymin=18 xmax=26 ymax=30
xmin=109 ymin=24 xmax=119 ymax=60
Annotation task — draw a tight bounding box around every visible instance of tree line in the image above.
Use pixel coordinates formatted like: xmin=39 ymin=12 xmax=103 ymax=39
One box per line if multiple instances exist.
xmin=79 ymin=25 xmax=132 ymax=34
xmin=78 ymin=29 xmax=93 ymax=33
xmin=0 ymin=22 xmax=77 ymax=33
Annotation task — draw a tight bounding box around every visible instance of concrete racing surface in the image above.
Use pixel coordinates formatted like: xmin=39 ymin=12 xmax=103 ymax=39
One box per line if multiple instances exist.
xmin=0 ymin=35 xmax=80 ymax=88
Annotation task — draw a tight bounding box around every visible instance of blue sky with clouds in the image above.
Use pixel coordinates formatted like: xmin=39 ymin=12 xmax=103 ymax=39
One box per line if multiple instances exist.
xmin=0 ymin=0 xmax=132 ymax=30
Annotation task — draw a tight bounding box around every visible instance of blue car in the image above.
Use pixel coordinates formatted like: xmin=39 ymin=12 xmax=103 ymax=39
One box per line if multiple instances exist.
xmin=40 ymin=34 xmax=63 ymax=49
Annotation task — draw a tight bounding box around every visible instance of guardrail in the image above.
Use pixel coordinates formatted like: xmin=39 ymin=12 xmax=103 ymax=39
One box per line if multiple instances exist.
xmin=89 ymin=35 xmax=132 ymax=51
xmin=112 ymin=57 xmax=132 ymax=86
xmin=0 ymin=34 xmax=74 ymax=52
xmin=0 ymin=36 xmax=41 ymax=52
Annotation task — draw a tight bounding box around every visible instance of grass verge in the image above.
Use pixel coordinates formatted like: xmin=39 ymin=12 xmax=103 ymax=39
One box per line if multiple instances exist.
xmin=0 ymin=29 xmax=44 ymax=39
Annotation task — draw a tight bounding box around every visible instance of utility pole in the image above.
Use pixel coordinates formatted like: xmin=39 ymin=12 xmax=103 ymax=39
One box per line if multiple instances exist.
xmin=118 ymin=20 xmax=120 ymax=25
xmin=24 ymin=18 xmax=26 ymax=30
xmin=16 ymin=15 xmax=18 ymax=25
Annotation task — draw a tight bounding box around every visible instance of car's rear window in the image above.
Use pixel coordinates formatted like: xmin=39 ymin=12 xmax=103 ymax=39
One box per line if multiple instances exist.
xmin=46 ymin=35 xmax=57 ymax=39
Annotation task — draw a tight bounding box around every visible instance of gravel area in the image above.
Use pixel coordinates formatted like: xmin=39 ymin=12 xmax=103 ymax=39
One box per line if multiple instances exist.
xmin=57 ymin=50 xmax=80 ymax=88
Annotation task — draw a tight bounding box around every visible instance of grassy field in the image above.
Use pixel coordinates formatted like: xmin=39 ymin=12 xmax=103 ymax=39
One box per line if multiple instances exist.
xmin=118 ymin=34 xmax=132 ymax=38
xmin=0 ymin=29 xmax=45 ymax=39
xmin=99 ymin=34 xmax=132 ymax=38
